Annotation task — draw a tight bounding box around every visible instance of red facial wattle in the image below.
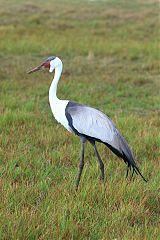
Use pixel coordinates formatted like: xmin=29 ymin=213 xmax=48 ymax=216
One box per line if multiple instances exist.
xmin=43 ymin=61 xmax=50 ymax=69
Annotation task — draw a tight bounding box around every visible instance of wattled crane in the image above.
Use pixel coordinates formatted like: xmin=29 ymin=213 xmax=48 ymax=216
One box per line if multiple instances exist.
xmin=28 ymin=56 xmax=147 ymax=190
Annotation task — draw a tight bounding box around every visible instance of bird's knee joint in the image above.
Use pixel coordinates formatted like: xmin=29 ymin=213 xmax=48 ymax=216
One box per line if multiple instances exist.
xmin=79 ymin=163 xmax=84 ymax=169
xmin=100 ymin=163 xmax=104 ymax=170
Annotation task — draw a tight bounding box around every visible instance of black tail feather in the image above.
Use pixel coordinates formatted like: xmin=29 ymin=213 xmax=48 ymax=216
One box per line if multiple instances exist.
xmin=125 ymin=164 xmax=147 ymax=182
xmin=126 ymin=166 xmax=129 ymax=178
xmin=102 ymin=139 xmax=147 ymax=183
xmin=134 ymin=166 xmax=148 ymax=182
xmin=131 ymin=168 xmax=135 ymax=179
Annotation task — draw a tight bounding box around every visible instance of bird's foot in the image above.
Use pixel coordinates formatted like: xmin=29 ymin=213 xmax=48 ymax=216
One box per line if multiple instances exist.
xmin=99 ymin=176 xmax=105 ymax=182
xmin=75 ymin=185 xmax=79 ymax=192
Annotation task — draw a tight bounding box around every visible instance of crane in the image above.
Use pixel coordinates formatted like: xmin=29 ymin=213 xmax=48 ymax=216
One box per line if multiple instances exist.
xmin=28 ymin=56 xmax=147 ymax=190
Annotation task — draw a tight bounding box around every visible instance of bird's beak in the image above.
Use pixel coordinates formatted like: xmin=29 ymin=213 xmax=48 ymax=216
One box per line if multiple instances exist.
xmin=27 ymin=64 xmax=43 ymax=74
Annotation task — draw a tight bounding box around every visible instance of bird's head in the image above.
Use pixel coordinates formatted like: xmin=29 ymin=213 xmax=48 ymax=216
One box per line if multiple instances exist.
xmin=27 ymin=56 xmax=62 ymax=74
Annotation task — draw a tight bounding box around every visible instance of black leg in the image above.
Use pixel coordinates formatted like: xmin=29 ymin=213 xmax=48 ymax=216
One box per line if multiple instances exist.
xmin=89 ymin=140 xmax=104 ymax=181
xmin=75 ymin=136 xmax=86 ymax=191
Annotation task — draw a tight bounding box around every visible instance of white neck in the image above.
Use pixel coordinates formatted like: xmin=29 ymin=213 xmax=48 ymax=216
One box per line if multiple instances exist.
xmin=48 ymin=59 xmax=70 ymax=132
xmin=49 ymin=63 xmax=62 ymax=103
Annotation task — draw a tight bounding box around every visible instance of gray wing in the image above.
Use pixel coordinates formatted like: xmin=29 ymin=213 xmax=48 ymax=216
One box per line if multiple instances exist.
xmin=66 ymin=102 xmax=116 ymax=143
xmin=66 ymin=102 xmax=132 ymax=157
xmin=65 ymin=101 xmax=147 ymax=182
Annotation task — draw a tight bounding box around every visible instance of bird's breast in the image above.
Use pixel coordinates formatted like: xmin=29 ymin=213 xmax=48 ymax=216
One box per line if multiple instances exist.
xmin=49 ymin=99 xmax=72 ymax=133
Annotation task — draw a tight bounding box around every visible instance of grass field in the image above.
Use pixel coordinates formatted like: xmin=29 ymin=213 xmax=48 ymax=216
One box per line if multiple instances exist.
xmin=0 ymin=0 xmax=160 ymax=239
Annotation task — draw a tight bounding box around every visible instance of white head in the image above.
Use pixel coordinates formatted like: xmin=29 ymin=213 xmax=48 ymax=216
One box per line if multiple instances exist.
xmin=27 ymin=56 xmax=62 ymax=74
xmin=49 ymin=57 xmax=62 ymax=73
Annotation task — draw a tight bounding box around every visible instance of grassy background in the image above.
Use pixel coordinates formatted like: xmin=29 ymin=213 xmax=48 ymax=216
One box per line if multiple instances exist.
xmin=0 ymin=0 xmax=160 ymax=239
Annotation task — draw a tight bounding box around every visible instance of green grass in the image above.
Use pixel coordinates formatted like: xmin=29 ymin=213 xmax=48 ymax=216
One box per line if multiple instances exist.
xmin=0 ymin=0 xmax=160 ymax=239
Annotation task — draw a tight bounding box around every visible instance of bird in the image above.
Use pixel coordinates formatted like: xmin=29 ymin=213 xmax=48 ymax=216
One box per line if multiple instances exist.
xmin=28 ymin=56 xmax=147 ymax=190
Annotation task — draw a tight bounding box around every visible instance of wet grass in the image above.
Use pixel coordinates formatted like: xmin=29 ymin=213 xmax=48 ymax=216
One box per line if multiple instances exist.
xmin=0 ymin=0 xmax=160 ymax=239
